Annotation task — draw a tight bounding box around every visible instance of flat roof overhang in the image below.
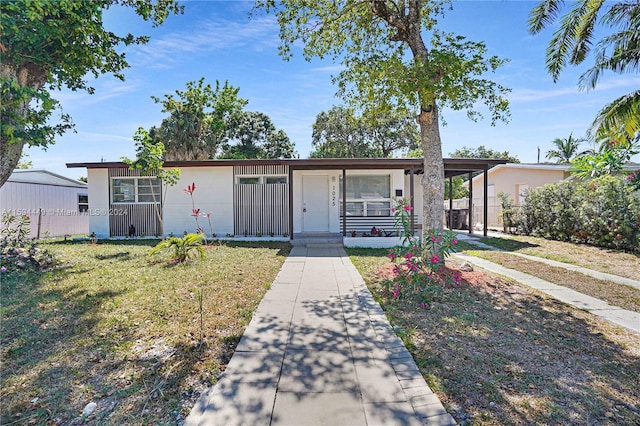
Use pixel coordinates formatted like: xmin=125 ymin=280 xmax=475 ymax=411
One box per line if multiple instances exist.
xmin=67 ymin=158 xmax=508 ymax=178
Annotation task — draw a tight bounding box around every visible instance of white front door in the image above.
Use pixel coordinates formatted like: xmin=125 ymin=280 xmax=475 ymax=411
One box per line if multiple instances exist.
xmin=302 ymin=175 xmax=329 ymax=232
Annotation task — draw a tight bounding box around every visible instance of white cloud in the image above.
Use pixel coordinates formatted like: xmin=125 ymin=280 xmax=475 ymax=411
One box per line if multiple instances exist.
xmin=131 ymin=15 xmax=280 ymax=69
xmin=54 ymin=79 xmax=140 ymax=108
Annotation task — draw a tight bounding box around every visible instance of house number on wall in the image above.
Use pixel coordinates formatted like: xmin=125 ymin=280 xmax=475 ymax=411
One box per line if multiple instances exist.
xmin=331 ymin=185 xmax=336 ymax=207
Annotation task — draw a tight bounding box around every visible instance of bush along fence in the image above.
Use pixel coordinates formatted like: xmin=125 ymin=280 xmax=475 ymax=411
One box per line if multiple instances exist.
xmin=517 ymin=175 xmax=640 ymax=253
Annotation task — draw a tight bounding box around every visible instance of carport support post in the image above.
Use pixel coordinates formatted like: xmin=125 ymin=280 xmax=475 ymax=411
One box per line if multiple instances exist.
xmin=468 ymin=172 xmax=473 ymax=235
xmin=288 ymin=166 xmax=293 ymax=240
xmin=448 ymin=176 xmax=453 ymax=230
xmin=483 ymin=167 xmax=489 ymax=237
xmin=409 ymin=168 xmax=415 ymax=234
xmin=342 ymin=168 xmax=347 ymax=237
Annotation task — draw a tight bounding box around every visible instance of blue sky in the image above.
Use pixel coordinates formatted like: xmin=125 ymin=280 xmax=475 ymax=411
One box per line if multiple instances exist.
xmin=25 ymin=0 xmax=640 ymax=179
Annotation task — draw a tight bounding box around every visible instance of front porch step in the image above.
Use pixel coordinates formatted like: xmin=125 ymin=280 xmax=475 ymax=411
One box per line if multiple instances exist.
xmin=290 ymin=233 xmax=344 ymax=247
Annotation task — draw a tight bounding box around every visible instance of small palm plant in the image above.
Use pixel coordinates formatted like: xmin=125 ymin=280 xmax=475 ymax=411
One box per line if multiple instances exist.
xmin=149 ymin=233 xmax=205 ymax=263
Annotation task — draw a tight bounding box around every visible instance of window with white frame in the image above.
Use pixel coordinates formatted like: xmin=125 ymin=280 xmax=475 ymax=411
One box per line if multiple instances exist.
xmin=112 ymin=177 xmax=161 ymax=203
xmin=236 ymin=175 xmax=287 ymax=185
xmin=340 ymin=175 xmax=392 ymax=216
xmin=78 ymin=194 xmax=89 ymax=212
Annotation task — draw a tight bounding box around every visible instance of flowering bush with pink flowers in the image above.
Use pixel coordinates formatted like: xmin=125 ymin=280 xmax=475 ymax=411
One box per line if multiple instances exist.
xmin=384 ymin=198 xmax=459 ymax=307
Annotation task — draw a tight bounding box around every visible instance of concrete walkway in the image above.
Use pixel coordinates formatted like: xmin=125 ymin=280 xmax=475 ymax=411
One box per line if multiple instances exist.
xmin=455 ymin=253 xmax=640 ymax=334
xmin=186 ymin=246 xmax=455 ymax=426
xmin=455 ymin=233 xmax=640 ymax=290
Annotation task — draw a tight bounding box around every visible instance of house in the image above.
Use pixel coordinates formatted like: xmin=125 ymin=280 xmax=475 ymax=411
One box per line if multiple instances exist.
xmin=66 ymin=158 xmax=505 ymax=245
xmin=0 ymin=169 xmax=89 ymax=238
xmin=461 ymin=163 xmax=572 ymax=229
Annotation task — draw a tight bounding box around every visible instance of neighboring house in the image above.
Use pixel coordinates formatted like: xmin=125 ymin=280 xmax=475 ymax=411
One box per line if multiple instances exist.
xmin=66 ymin=158 xmax=505 ymax=243
xmin=0 ymin=169 xmax=89 ymax=238
xmin=460 ymin=163 xmax=572 ymax=229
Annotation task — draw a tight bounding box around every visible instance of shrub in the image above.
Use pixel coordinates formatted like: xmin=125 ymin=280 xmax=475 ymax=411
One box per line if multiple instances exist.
xmin=0 ymin=212 xmax=58 ymax=272
xmin=518 ymin=175 xmax=639 ymax=252
xmin=149 ymin=233 xmax=205 ymax=263
xmin=384 ymin=199 xmax=460 ymax=307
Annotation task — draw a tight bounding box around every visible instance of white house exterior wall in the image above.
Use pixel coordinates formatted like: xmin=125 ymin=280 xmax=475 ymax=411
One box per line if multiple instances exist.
xmin=1 ymin=180 xmax=89 ymax=238
xmin=88 ymin=168 xmax=110 ymax=238
xmin=163 ymin=167 xmax=234 ymax=237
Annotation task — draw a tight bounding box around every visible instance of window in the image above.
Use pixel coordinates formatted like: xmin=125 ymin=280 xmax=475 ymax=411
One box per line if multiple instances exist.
xmin=340 ymin=175 xmax=392 ymax=216
xmin=265 ymin=176 xmax=287 ymax=184
xmin=346 ymin=175 xmax=390 ymax=199
xmin=78 ymin=194 xmax=89 ymax=213
xmin=236 ymin=175 xmax=287 ymax=185
xmin=238 ymin=177 xmax=260 ymax=185
xmin=112 ymin=177 xmax=161 ymax=203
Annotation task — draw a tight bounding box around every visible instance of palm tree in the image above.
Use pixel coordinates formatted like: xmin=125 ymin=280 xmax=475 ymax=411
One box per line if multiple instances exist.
xmin=529 ymin=1 xmax=640 ymax=140
xmin=545 ymin=134 xmax=590 ymax=163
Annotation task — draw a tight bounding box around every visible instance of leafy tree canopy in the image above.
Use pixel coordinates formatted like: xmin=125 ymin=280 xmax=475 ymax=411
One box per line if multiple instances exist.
xmin=257 ymin=0 xmax=510 ymax=231
xmin=0 ymin=0 xmax=183 ymax=187
xmin=150 ymin=78 xmax=247 ymax=160
xmin=310 ymin=106 xmax=419 ymax=158
xmin=149 ymin=79 xmax=294 ymax=160
xmin=220 ymin=111 xmax=295 ymax=159
xmin=449 ymin=145 xmax=520 ymax=163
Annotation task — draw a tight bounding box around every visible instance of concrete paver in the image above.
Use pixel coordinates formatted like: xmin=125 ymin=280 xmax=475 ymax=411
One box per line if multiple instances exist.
xmin=186 ymin=246 xmax=455 ymax=425
xmin=457 ymin=233 xmax=640 ymax=289
xmin=455 ymin=253 xmax=640 ymax=334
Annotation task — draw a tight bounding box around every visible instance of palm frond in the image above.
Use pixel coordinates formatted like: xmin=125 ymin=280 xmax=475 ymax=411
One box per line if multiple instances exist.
xmin=590 ymin=90 xmax=640 ymax=141
xmin=529 ymin=0 xmax=565 ymax=34
xmin=574 ymin=0 xmax=607 ymax=63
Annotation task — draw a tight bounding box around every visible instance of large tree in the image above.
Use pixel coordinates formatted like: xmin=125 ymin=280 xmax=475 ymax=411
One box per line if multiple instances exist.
xmin=219 ymin=111 xmax=295 ymax=159
xmin=150 ymin=78 xmax=247 ymax=160
xmin=0 ymin=0 xmax=182 ymax=187
xmin=529 ymin=1 xmax=640 ymax=141
xmin=545 ymin=133 xmax=590 ymax=163
xmin=449 ymin=145 xmax=520 ymax=164
xmin=258 ymin=0 xmax=510 ymax=232
xmin=310 ymin=107 xmax=371 ymax=158
xmin=311 ymin=106 xmax=420 ymax=158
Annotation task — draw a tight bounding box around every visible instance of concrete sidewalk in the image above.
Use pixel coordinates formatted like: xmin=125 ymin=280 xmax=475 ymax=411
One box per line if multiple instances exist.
xmin=455 ymin=253 xmax=640 ymax=334
xmin=186 ymin=246 xmax=455 ymax=426
xmin=455 ymin=233 xmax=640 ymax=290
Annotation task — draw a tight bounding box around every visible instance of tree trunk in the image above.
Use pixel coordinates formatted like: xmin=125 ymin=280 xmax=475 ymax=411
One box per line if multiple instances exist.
xmin=417 ymin=106 xmax=445 ymax=233
xmin=0 ymin=62 xmax=48 ymax=187
xmin=0 ymin=139 xmax=25 ymax=187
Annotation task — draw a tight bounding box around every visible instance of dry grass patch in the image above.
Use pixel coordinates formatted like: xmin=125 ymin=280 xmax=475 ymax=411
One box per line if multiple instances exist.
xmin=348 ymin=249 xmax=640 ymax=425
xmin=468 ymin=251 xmax=640 ymax=312
xmin=1 ymin=239 xmax=289 ymax=425
xmin=479 ymin=235 xmax=640 ymax=280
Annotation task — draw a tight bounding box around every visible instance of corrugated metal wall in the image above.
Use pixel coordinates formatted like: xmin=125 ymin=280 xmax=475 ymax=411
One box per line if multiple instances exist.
xmin=233 ymin=165 xmax=289 ymax=236
xmin=0 ymin=182 xmax=89 ymax=237
xmin=108 ymin=168 xmax=161 ymax=237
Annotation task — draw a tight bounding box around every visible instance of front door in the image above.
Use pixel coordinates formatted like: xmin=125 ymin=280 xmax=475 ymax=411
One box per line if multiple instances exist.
xmin=302 ymin=175 xmax=329 ymax=232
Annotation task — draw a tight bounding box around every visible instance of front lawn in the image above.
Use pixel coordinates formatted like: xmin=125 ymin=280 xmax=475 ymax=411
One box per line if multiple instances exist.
xmin=466 ymin=250 xmax=640 ymax=313
xmin=478 ymin=234 xmax=640 ymax=280
xmin=348 ymin=248 xmax=640 ymax=425
xmin=1 ymin=240 xmax=290 ymax=425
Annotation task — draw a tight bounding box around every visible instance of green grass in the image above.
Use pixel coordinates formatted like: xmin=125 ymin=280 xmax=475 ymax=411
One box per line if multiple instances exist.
xmin=1 ymin=239 xmax=290 ymax=425
xmin=472 ymin=234 xmax=640 ymax=281
xmin=467 ymin=250 xmax=640 ymax=312
xmin=347 ymin=247 xmax=640 ymax=425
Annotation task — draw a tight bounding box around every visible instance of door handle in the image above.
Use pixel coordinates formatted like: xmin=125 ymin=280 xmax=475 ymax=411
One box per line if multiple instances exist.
xmin=303 ymin=208 xmax=307 ymax=213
